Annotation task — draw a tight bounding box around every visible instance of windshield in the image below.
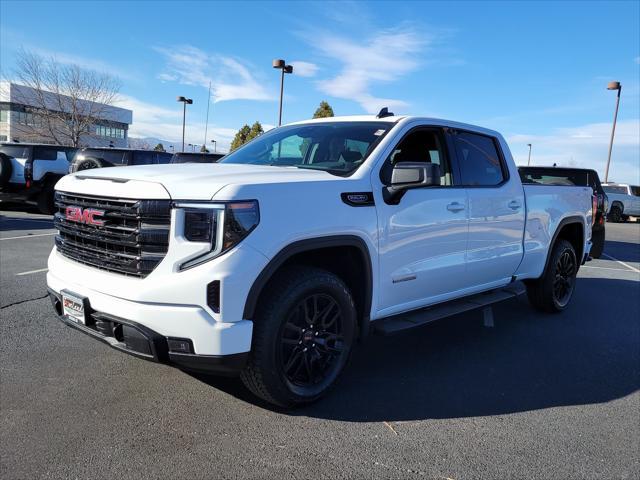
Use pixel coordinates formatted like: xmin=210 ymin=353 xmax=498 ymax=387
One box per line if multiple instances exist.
xmin=220 ymin=121 xmax=393 ymax=175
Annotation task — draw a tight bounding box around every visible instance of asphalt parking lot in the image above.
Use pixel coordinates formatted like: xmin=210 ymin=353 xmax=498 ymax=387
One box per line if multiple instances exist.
xmin=1 ymin=208 xmax=638 ymax=480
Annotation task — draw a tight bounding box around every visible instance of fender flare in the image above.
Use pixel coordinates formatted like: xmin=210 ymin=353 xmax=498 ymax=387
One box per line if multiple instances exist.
xmin=541 ymin=215 xmax=586 ymax=274
xmin=242 ymin=235 xmax=373 ymax=328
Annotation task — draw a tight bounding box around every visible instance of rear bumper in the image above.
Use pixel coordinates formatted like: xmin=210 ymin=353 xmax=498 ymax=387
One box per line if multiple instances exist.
xmin=47 ymin=288 xmax=248 ymax=375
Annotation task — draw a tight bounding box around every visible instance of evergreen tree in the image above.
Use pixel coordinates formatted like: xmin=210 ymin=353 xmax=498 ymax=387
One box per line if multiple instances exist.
xmin=313 ymin=101 xmax=334 ymax=118
xmin=247 ymin=121 xmax=264 ymax=141
xmin=153 ymin=143 xmax=165 ymax=152
xmin=200 ymin=145 xmax=209 ymax=153
xmin=230 ymin=124 xmax=251 ymax=151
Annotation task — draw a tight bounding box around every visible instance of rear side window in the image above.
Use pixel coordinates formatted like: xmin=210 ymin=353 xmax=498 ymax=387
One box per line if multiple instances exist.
xmin=0 ymin=146 xmax=29 ymax=158
xmin=33 ymin=147 xmax=58 ymax=160
xmin=603 ymin=185 xmax=627 ymax=194
xmin=453 ymin=131 xmax=505 ymax=186
xmin=131 ymin=151 xmax=154 ymax=165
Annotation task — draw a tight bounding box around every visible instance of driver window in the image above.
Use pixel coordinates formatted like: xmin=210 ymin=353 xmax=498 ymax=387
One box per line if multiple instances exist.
xmin=381 ymin=129 xmax=453 ymax=186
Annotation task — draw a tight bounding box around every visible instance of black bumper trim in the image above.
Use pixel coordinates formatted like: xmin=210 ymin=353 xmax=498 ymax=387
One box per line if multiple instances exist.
xmin=47 ymin=288 xmax=248 ymax=376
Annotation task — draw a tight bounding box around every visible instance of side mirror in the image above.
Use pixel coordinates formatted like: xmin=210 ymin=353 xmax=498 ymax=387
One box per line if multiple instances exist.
xmin=385 ymin=162 xmax=441 ymax=204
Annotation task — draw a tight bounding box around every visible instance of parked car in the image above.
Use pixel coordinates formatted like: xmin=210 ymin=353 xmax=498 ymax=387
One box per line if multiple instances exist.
xmin=602 ymin=183 xmax=640 ymax=222
xmin=68 ymin=147 xmax=173 ymax=173
xmin=170 ymin=151 xmax=224 ymax=163
xmin=0 ymin=142 xmax=76 ymax=214
xmin=519 ymin=166 xmax=607 ymax=258
xmin=47 ymin=114 xmax=593 ymax=407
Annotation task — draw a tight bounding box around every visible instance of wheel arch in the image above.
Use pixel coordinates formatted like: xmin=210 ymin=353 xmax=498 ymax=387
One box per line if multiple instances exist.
xmin=610 ymin=200 xmax=624 ymax=212
xmin=243 ymin=235 xmax=373 ymax=338
xmin=542 ymin=216 xmax=585 ymax=275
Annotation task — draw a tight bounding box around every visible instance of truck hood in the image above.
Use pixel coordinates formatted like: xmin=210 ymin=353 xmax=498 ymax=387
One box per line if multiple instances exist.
xmin=57 ymin=163 xmax=339 ymax=200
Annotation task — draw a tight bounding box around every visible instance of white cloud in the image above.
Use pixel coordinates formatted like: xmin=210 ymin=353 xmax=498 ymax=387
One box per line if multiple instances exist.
xmin=508 ymin=119 xmax=640 ymax=183
xmin=309 ymin=28 xmax=428 ymax=113
xmin=115 ymin=94 xmax=237 ymax=152
xmin=290 ymin=61 xmax=319 ymax=77
xmin=155 ymin=45 xmax=271 ymax=103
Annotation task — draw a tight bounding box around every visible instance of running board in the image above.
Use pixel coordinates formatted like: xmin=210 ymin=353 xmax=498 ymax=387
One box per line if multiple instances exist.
xmin=372 ymin=282 xmax=526 ymax=335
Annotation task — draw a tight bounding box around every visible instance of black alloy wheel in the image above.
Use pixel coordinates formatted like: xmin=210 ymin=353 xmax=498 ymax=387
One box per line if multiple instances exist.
xmin=279 ymin=293 xmax=345 ymax=390
xmin=553 ymin=250 xmax=576 ymax=307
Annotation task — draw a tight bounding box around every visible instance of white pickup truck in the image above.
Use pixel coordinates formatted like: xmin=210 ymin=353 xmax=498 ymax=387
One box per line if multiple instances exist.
xmin=47 ymin=114 xmax=593 ymax=407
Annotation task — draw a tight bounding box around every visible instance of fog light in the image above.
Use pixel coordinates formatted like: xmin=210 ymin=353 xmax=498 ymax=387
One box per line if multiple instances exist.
xmin=168 ymin=337 xmax=193 ymax=354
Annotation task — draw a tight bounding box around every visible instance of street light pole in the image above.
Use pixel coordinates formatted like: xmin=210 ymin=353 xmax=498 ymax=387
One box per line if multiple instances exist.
xmin=527 ymin=143 xmax=532 ymax=166
xmin=605 ymin=81 xmax=622 ymax=183
xmin=272 ymin=59 xmax=293 ymax=126
xmin=177 ymin=96 xmax=193 ymax=152
xmin=211 ymin=139 xmax=216 ymax=153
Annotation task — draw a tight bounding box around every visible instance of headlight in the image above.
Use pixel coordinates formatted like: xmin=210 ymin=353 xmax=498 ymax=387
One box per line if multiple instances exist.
xmin=176 ymin=200 xmax=259 ymax=269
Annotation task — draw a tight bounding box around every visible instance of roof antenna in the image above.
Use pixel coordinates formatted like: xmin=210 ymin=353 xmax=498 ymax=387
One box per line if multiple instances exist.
xmin=376 ymin=107 xmax=394 ymax=118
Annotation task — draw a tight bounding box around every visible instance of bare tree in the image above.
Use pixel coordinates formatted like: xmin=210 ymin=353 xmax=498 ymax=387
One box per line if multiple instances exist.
xmin=11 ymin=48 xmax=121 ymax=147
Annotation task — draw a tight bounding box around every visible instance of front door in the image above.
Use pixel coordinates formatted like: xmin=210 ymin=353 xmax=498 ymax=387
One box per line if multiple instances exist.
xmin=374 ymin=127 xmax=470 ymax=317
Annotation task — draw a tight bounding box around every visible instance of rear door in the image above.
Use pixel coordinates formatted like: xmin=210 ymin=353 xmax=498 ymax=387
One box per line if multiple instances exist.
xmin=449 ymin=129 xmax=525 ymax=289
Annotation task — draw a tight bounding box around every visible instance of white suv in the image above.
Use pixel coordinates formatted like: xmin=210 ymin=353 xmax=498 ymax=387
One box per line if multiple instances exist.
xmin=47 ymin=114 xmax=593 ymax=407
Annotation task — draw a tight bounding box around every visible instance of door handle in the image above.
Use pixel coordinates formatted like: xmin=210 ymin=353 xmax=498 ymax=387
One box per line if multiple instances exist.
xmin=508 ymin=200 xmax=522 ymax=210
xmin=447 ymin=202 xmax=465 ymax=212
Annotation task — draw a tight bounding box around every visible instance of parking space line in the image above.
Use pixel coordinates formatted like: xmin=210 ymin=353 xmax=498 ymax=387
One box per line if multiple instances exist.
xmin=582 ymin=265 xmax=636 ymax=272
xmin=16 ymin=268 xmax=49 ymax=276
xmin=602 ymin=253 xmax=640 ymax=273
xmin=0 ymin=232 xmax=56 ymax=241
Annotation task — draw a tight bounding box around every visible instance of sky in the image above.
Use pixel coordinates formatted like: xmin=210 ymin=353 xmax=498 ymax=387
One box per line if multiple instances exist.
xmin=1 ymin=0 xmax=639 ymax=182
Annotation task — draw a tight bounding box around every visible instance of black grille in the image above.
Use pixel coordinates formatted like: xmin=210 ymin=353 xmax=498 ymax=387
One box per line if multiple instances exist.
xmin=54 ymin=192 xmax=171 ymax=278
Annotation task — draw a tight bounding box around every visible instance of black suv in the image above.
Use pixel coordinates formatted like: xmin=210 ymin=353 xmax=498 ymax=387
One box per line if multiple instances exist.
xmin=0 ymin=143 xmax=77 ymax=214
xmin=519 ymin=166 xmax=607 ymax=258
xmin=68 ymin=148 xmax=173 ymax=173
xmin=170 ymin=152 xmax=224 ymax=163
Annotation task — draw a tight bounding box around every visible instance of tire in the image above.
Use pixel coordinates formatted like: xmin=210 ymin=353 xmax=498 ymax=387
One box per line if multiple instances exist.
xmin=0 ymin=154 xmax=12 ymax=185
xmin=75 ymin=158 xmax=104 ymax=171
xmin=590 ymin=227 xmax=605 ymax=259
xmin=240 ymin=266 xmax=357 ymax=408
xmin=608 ymin=205 xmax=623 ymax=223
xmin=526 ymin=239 xmax=578 ymax=313
xmin=36 ymin=190 xmax=56 ymax=215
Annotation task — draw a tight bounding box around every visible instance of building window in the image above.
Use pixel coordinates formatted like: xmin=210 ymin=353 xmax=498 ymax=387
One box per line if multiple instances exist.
xmin=0 ymin=110 xmax=7 ymax=123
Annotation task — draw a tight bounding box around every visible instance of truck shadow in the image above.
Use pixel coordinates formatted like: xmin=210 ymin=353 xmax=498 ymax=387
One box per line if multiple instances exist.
xmin=0 ymin=213 xmax=54 ymax=232
xmin=193 ymin=277 xmax=639 ymax=420
xmin=601 ymin=240 xmax=640 ymax=263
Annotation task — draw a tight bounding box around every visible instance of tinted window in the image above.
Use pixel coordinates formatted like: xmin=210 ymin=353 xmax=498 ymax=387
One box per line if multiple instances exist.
xmin=603 ymin=185 xmax=628 ymax=194
xmin=156 ymin=152 xmax=172 ymax=164
xmin=78 ymin=149 xmax=126 ymax=165
xmin=0 ymin=145 xmax=29 ymax=158
xmin=33 ymin=146 xmax=58 ymax=160
xmin=630 ymin=186 xmax=640 ymax=196
xmin=453 ymin=132 xmax=504 ymax=186
xmin=519 ymin=169 xmax=589 ymax=186
xmin=131 ymin=151 xmax=154 ymax=165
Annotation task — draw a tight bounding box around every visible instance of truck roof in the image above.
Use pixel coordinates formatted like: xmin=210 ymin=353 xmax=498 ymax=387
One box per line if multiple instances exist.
xmin=287 ymin=114 xmax=502 ymax=138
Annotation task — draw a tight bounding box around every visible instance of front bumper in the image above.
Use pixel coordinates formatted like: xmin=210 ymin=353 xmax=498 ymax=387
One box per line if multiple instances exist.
xmin=47 ymin=288 xmax=248 ymax=375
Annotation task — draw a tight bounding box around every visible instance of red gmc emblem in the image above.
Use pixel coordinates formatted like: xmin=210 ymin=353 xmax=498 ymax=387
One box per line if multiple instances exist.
xmin=65 ymin=206 xmax=106 ymax=226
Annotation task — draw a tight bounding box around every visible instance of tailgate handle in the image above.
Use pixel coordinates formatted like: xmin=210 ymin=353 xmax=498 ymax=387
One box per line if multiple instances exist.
xmin=446 ymin=202 xmax=465 ymax=212
xmin=508 ymin=200 xmax=522 ymax=210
